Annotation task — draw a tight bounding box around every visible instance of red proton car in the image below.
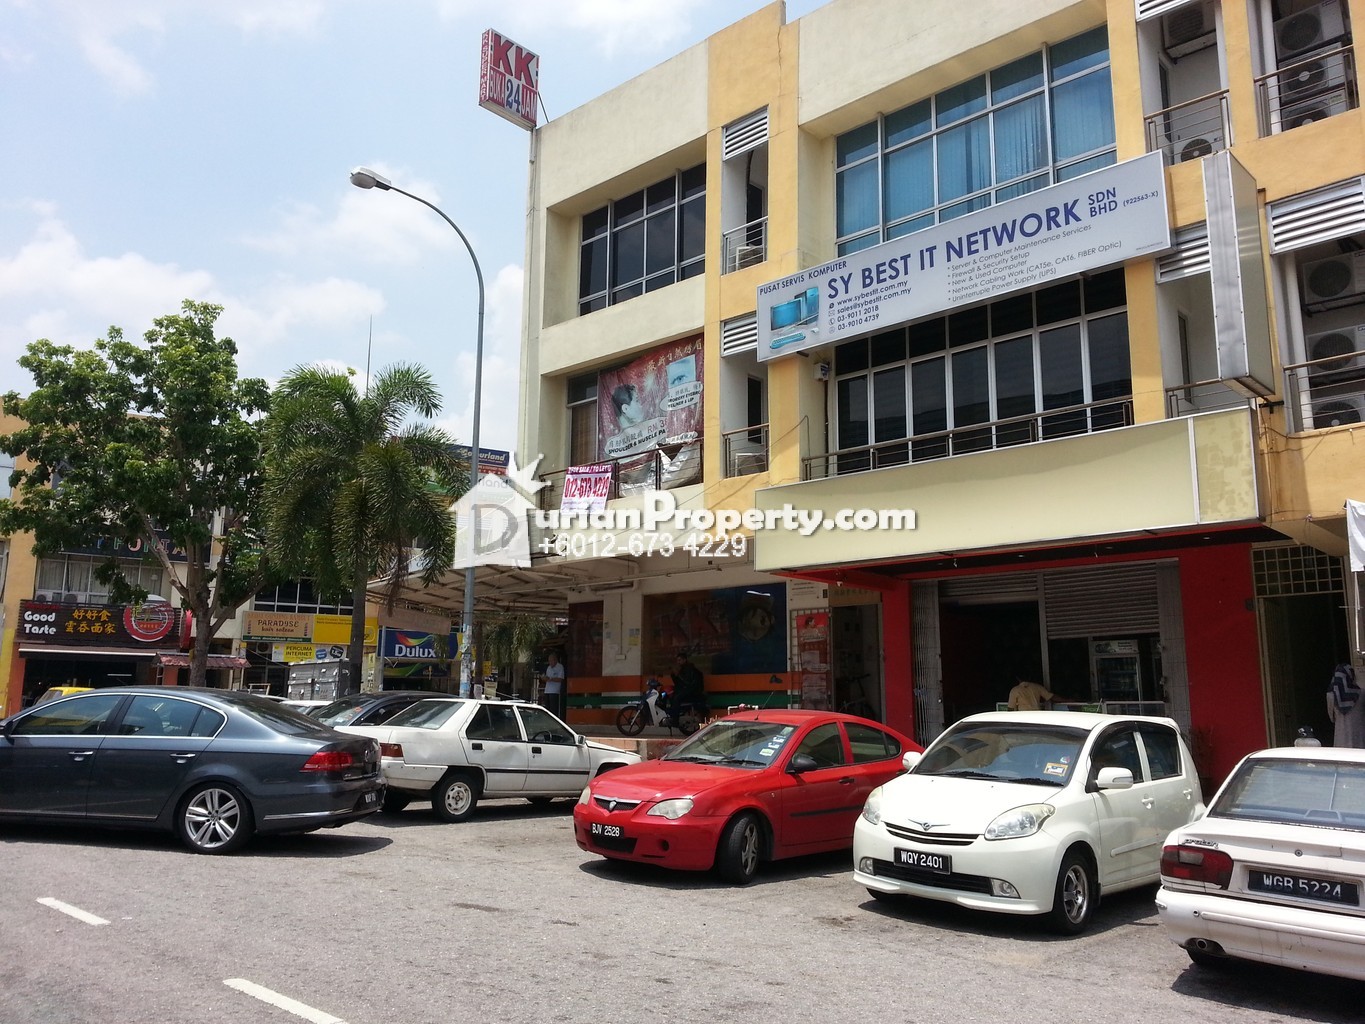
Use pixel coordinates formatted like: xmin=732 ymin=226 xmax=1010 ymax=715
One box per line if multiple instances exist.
xmin=573 ymin=708 xmax=920 ymax=885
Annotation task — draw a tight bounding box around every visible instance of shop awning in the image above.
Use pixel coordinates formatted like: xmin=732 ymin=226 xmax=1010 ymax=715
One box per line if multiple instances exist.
xmin=157 ymin=653 xmax=249 ymax=669
xmin=18 ymin=645 xmax=159 ymax=659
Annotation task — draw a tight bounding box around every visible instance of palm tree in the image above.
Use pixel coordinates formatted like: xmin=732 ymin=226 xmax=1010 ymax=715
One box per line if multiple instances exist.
xmin=481 ymin=613 xmax=558 ymax=699
xmin=262 ymin=363 xmax=466 ymax=693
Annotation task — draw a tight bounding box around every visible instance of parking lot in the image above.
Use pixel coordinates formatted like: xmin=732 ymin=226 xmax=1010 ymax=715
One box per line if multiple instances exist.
xmin=2 ymin=798 xmax=1360 ymax=1024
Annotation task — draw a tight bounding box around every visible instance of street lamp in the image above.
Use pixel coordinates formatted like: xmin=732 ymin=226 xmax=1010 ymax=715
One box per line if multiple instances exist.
xmin=350 ymin=166 xmax=485 ymax=698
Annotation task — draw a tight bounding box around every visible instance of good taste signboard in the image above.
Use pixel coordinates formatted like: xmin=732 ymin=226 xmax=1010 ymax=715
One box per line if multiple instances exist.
xmin=757 ymin=152 xmax=1172 ymax=361
xmin=19 ymin=600 xmax=184 ymax=646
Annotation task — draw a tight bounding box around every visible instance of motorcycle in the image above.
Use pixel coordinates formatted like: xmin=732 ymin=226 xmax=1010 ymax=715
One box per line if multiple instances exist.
xmin=616 ymin=677 xmax=706 ymax=737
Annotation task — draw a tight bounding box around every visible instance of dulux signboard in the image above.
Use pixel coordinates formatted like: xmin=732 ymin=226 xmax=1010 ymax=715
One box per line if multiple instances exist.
xmin=757 ymin=152 xmax=1172 ymax=361
xmin=380 ymin=628 xmax=459 ymax=661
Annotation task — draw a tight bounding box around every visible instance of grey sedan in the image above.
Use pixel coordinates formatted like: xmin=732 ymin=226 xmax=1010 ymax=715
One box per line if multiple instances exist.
xmin=0 ymin=686 xmax=384 ymax=853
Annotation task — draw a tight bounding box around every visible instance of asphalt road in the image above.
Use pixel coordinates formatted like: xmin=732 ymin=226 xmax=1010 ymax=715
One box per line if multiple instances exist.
xmin=1 ymin=799 xmax=1359 ymax=1024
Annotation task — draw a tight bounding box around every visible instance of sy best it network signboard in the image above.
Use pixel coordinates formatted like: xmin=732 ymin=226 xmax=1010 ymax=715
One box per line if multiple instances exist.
xmin=757 ymin=152 xmax=1172 ymax=361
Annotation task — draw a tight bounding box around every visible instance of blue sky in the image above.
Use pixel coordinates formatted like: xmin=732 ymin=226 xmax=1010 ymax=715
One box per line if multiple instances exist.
xmin=1 ymin=0 xmax=826 ymax=453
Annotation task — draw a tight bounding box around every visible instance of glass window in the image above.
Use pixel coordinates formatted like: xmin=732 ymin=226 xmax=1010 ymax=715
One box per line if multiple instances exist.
xmin=0 ymin=450 xmax=14 ymax=500
xmin=1136 ymin=724 xmax=1182 ymax=780
xmin=937 ymin=117 xmax=992 ymax=203
xmin=578 ymin=166 xmax=704 ymax=314
xmin=837 ymin=376 xmax=870 ymax=451
xmin=387 ymin=699 xmax=466 ymax=729
xmin=793 ymin=722 xmax=847 ymax=768
xmin=846 ymin=722 xmax=904 ymax=763
xmin=518 ymin=704 xmax=573 ymax=743
xmin=1091 ymin=727 xmax=1145 ymax=782
xmin=873 ymin=367 xmax=908 ymax=442
xmin=466 ymin=703 xmax=520 ymax=741
xmin=1213 ymin=758 xmax=1365 ymax=829
xmin=14 ymin=693 xmax=124 ymax=735
xmin=834 ymin=30 xmax=1114 ymax=250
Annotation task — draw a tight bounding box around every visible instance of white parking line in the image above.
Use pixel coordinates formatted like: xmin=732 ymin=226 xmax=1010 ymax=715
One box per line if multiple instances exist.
xmin=223 ymin=979 xmax=347 ymax=1024
xmin=36 ymin=897 xmax=109 ymax=926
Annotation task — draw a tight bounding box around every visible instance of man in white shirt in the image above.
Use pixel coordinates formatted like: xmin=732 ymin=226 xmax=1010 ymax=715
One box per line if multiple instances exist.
xmin=542 ymin=651 xmax=566 ymax=719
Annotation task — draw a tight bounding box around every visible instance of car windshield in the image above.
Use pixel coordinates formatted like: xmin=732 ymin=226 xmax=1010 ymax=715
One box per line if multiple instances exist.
xmin=1212 ymin=758 xmax=1365 ymax=831
xmin=311 ymin=698 xmax=373 ymax=726
xmin=916 ymin=722 xmax=1088 ymax=786
xmin=385 ymin=699 xmax=465 ymax=729
xmin=662 ymin=720 xmax=797 ymax=768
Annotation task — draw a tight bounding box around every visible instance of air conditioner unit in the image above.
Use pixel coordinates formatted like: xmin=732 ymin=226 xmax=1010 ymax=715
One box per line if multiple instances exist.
xmin=589 ymin=578 xmax=638 ymax=594
xmin=1301 ymin=251 xmax=1365 ymax=303
xmin=1274 ymin=0 xmax=1347 ymax=62
xmin=1306 ymin=324 xmax=1365 ymax=375
xmin=1311 ymin=393 xmax=1365 ymax=428
xmin=1174 ymin=128 xmax=1224 ymax=163
xmin=1163 ymin=0 xmax=1216 ymax=59
xmin=734 ymin=244 xmax=764 ymax=269
xmin=1279 ymin=49 xmax=1346 ymax=100
xmin=1278 ymin=87 xmax=1352 ymax=131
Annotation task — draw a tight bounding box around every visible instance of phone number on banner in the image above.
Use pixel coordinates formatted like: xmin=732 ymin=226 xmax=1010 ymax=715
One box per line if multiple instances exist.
xmin=538 ymin=532 xmax=747 ymax=559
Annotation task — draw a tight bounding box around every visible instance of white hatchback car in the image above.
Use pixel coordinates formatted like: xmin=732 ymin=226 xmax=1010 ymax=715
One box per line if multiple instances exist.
xmin=1156 ymin=746 xmax=1365 ymax=981
xmin=339 ymin=698 xmax=640 ymax=821
xmin=853 ymin=711 xmax=1203 ymax=933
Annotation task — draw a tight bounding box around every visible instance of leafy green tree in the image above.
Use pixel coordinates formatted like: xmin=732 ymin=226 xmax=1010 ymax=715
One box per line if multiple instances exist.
xmin=481 ymin=613 xmax=558 ymax=698
xmin=262 ymin=363 xmax=464 ymax=693
xmin=0 ymin=301 xmax=271 ymax=688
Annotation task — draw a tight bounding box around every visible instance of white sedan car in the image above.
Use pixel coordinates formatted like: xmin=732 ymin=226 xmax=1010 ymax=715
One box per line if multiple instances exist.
xmin=853 ymin=711 xmax=1204 ymax=933
xmin=339 ymin=698 xmax=640 ymax=821
xmin=1156 ymin=746 xmax=1365 ymax=981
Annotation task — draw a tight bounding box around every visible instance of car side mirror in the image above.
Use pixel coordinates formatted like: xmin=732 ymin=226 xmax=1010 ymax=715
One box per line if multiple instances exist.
xmin=1094 ymin=766 xmax=1134 ymax=790
xmin=575 ymin=733 xmax=587 ymax=747
xmin=901 ymin=750 xmax=923 ymax=772
xmin=788 ymin=753 xmax=820 ymax=774
xmin=1 ymin=717 xmax=13 ymax=741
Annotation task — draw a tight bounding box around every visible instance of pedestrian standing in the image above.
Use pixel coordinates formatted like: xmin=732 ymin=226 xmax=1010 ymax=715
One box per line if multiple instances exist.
xmin=1327 ymin=662 xmax=1365 ymax=748
xmin=1008 ymin=677 xmax=1057 ymax=711
xmin=542 ymin=651 xmax=566 ymax=721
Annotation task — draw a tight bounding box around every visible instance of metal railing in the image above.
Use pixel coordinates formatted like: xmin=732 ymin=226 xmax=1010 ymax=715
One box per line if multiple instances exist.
xmin=1257 ymin=43 xmax=1358 ymax=136
xmin=721 ymin=217 xmax=768 ymax=274
xmin=1284 ymin=351 xmax=1365 ymax=432
xmin=802 ymin=398 xmax=1134 ymax=480
xmin=1164 ymin=380 xmax=1256 ymax=418
xmin=1144 ymin=90 xmax=1230 ymax=165
xmin=536 ymin=439 xmax=705 ymax=509
xmin=722 ymin=423 xmax=769 ymax=477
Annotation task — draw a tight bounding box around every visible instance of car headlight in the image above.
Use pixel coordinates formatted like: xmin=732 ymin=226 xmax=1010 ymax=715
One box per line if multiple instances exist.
xmin=577 ymin=787 xmax=591 ymax=806
xmin=861 ymin=787 xmax=883 ymax=825
xmin=984 ymin=803 xmax=1054 ymax=840
xmin=647 ymin=797 xmax=694 ymax=819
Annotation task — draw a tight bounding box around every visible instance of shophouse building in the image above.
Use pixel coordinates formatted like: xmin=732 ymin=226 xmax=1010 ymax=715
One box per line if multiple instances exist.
xmin=396 ymin=0 xmax=1365 ymax=786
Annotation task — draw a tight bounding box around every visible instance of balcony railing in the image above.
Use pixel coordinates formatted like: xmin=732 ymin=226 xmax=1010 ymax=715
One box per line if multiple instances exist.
xmin=722 ymin=423 xmax=769 ymax=477
xmin=536 ymin=439 xmax=704 ymax=509
xmin=1144 ymin=90 xmax=1230 ymax=165
xmin=721 ymin=218 xmax=768 ymax=274
xmin=1257 ymin=43 xmax=1358 ymax=136
xmin=1164 ymin=380 xmax=1256 ymax=418
xmin=1285 ymin=351 xmax=1365 ymax=432
xmin=802 ymin=398 xmax=1134 ymax=480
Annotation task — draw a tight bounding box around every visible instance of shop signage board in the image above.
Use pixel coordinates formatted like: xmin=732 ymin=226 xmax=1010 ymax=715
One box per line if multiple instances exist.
xmin=312 ymin=613 xmax=378 ymax=646
xmin=478 ymin=29 xmax=539 ymax=131
xmin=757 ymin=152 xmax=1172 ymax=361
xmin=242 ymin=610 xmax=311 ymax=641
xmin=18 ymin=600 xmax=184 ymax=647
xmin=381 ymin=628 xmax=461 ymax=661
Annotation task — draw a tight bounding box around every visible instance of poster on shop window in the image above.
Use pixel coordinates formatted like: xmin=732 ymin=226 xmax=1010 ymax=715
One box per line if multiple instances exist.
xmin=793 ymin=611 xmax=831 ymax=710
xmin=597 ymin=335 xmax=703 ymax=492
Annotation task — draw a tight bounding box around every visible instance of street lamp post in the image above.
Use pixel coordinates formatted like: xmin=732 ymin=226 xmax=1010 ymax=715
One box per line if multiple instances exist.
xmin=350 ymin=167 xmax=485 ymax=698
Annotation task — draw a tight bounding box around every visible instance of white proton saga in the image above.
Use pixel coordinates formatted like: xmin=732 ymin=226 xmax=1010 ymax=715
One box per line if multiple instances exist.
xmin=853 ymin=711 xmax=1203 ymax=933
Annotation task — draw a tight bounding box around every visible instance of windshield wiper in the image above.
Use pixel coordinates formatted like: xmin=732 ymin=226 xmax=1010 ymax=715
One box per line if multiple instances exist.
xmin=936 ymin=769 xmax=1003 ymax=781
xmin=715 ymin=756 xmax=766 ymax=766
xmin=664 ymin=754 xmax=716 ymax=763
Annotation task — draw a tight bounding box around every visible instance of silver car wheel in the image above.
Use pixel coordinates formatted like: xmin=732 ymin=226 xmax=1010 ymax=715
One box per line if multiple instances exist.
xmin=1060 ymin=862 xmax=1088 ymax=923
xmin=182 ymin=786 xmax=244 ymax=851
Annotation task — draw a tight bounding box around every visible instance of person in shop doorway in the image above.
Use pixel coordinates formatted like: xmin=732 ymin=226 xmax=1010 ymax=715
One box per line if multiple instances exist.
xmin=542 ymin=652 xmax=566 ymax=720
xmin=1327 ymin=662 xmax=1365 ymax=748
xmin=670 ymin=651 xmax=706 ymax=720
xmin=1008 ymin=676 xmax=1061 ymax=712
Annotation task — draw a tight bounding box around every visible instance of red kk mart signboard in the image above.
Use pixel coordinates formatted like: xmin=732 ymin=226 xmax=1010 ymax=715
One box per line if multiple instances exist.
xmin=478 ymin=29 xmax=539 ymax=131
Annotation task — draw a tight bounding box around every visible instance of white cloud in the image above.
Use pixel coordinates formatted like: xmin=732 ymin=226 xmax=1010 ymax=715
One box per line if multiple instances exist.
xmin=245 ymin=169 xmax=458 ymax=265
xmin=436 ymin=0 xmax=697 ymax=56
